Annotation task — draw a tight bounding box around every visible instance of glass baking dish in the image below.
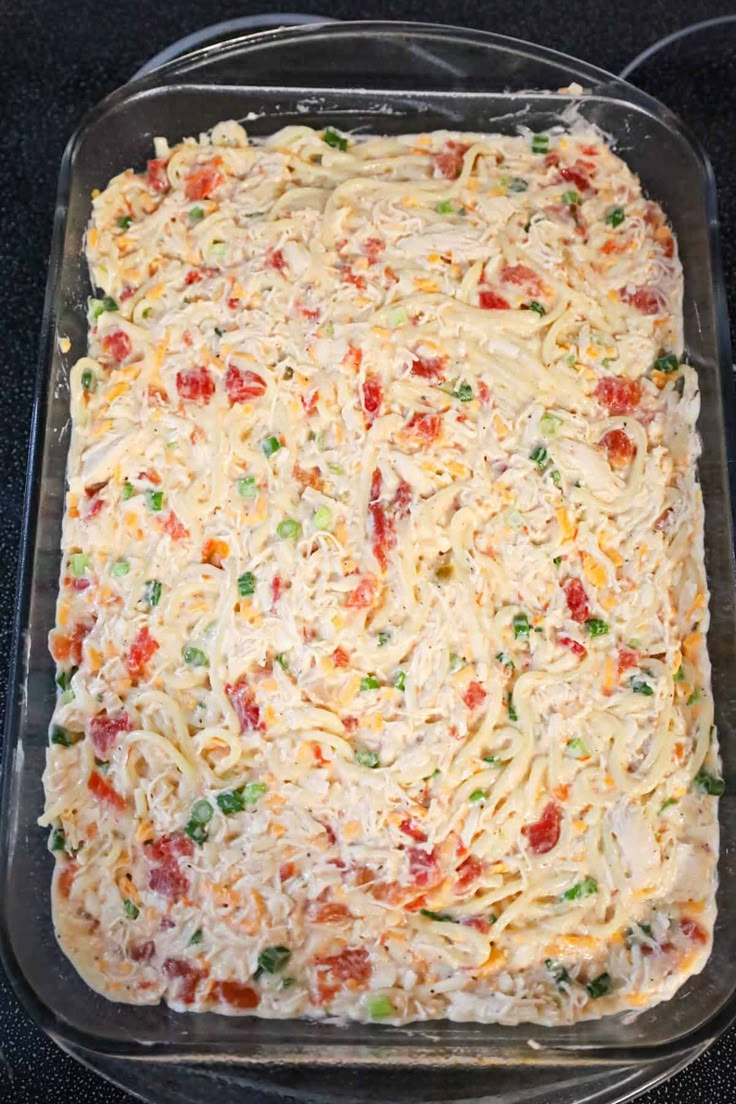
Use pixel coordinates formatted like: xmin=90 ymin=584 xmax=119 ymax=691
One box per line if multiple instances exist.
xmin=2 ymin=20 xmax=736 ymax=1073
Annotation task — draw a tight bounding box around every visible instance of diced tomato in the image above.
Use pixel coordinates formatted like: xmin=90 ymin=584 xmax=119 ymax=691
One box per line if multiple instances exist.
xmin=271 ymin=574 xmax=284 ymax=610
xmin=307 ymin=900 xmax=353 ymax=923
xmin=462 ymin=916 xmax=491 ymax=933
xmin=85 ymin=496 xmax=104 ymax=519
xmin=147 ymin=833 xmax=193 ymax=901
xmin=344 ymin=269 xmax=366 ymax=290
xmin=293 ymin=464 xmax=323 ymax=491
xmin=462 ymin=680 xmax=487 ymax=711
xmin=362 ymin=374 xmax=383 ymax=426
xmin=314 ymin=946 xmax=371 ymax=984
xmin=408 ymin=845 xmax=442 ymax=889
xmin=410 ymin=354 xmax=446 ymax=381
xmin=265 ymin=247 xmax=287 ymax=274
xmin=393 ymin=478 xmax=412 ymax=518
xmin=125 ymin=628 xmax=159 ymax=678
xmin=522 ymin=801 xmax=562 ymax=854
xmin=225 ymin=675 xmax=263 ymax=733
xmin=399 ymin=818 xmax=427 ymax=843
xmin=149 ymin=831 xmax=194 ymax=864
xmin=89 ymin=711 xmax=131 ymax=755
xmin=50 ymin=617 xmax=95 ymax=666
xmin=680 ymin=918 xmax=707 ymax=945
xmin=654 ymin=508 xmax=673 ymax=532
xmin=600 ymin=428 xmax=635 ymax=468
xmin=559 ymin=164 xmax=591 ymax=193
xmin=617 ymin=647 xmax=639 ymax=677
xmin=456 ymin=855 xmax=483 ymax=891
xmin=500 ymin=264 xmax=543 ymax=294
xmin=345 ymin=344 xmax=362 ymax=371
xmin=210 ymin=979 xmax=260 ymax=1009
xmin=280 ymin=861 xmax=297 ymax=882
xmin=407 ymin=412 xmax=442 ymax=444
xmin=434 ymin=141 xmax=469 ymax=179
xmin=619 ymin=285 xmax=662 ymax=315
xmin=544 ymin=152 xmax=561 ymax=168
xmin=138 ymin=468 xmax=161 ymax=485
xmin=149 ymin=863 xmax=189 ymax=899
xmin=225 ymin=364 xmax=266 ymax=404
xmin=146 ymin=159 xmax=170 ymax=193
xmin=161 ymin=511 xmax=189 ymax=541
xmin=184 ymin=164 xmax=224 ymax=201
xmin=119 ymin=285 xmax=136 ymax=301
xmin=594 ymin=376 xmax=642 ymax=415
xmin=184 ymin=266 xmax=219 ymax=285
xmin=332 ymin=647 xmax=350 ymax=668
xmin=478 ymin=381 xmax=491 ymax=404
xmin=88 ymin=771 xmax=126 ymax=811
xmin=163 ymin=958 xmax=206 ymax=1004
xmin=478 ymin=289 xmax=510 ymax=310
xmin=563 ymin=578 xmax=591 ymax=623
xmin=57 ymin=862 xmax=78 ymax=899
xmin=63 ymin=575 xmax=91 ymax=592
xmin=101 ymin=330 xmax=132 ymax=363
xmin=345 ymin=575 xmax=377 ymax=609
xmin=130 ymin=940 xmax=155 ymax=963
xmin=558 ymin=635 xmax=587 ymax=659
xmin=342 ymin=717 xmax=358 ymax=734
xmin=364 ymin=237 xmax=384 ymax=263
xmin=176 ymin=365 xmax=215 ymax=404
xmin=368 ymin=468 xmax=395 ymax=573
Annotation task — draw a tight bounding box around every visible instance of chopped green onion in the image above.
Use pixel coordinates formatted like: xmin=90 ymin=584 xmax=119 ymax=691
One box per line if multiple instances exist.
xmin=255 ymin=945 xmax=291 ymax=978
xmin=313 ymin=505 xmax=333 ymax=531
xmin=553 ymin=555 xmax=562 ymax=567
xmin=145 ymin=488 xmax=163 ymax=512
xmin=566 ymin=738 xmax=589 ymax=759
xmin=190 ymin=799 xmax=213 ymax=825
xmin=184 ymin=820 xmax=208 ymax=846
xmin=687 ymin=689 xmax=701 ymax=705
xmin=420 ymin=908 xmax=453 ymax=922
xmin=216 ymin=789 xmax=245 ymax=815
xmin=550 ymin=469 xmax=561 ymax=486
xmin=653 ymin=353 xmax=679 ymax=374
xmin=483 ymin=755 xmax=500 ymax=765
xmin=242 ymin=781 xmax=267 ymax=804
xmin=496 ymin=651 xmax=515 ymax=670
xmin=673 ymin=666 xmax=685 ymax=682
xmin=469 ymin=789 xmax=486 ymax=803
xmin=143 ymin=579 xmax=161 ymax=607
xmin=585 ymin=619 xmax=609 ymax=637
xmin=659 ymin=797 xmax=678 ymax=814
xmin=562 ymin=876 xmax=598 ymax=901
xmin=110 ymin=560 xmax=129 ymax=577
xmin=279 ymin=976 xmax=296 ymax=989
xmin=513 ymin=613 xmax=530 ymax=639
xmin=388 ymin=306 xmax=408 ymax=328
xmin=366 ymin=995 xmax=395 ymax=1020
xmin=586 ymin=973 xmax=611 ymax=999
xmin=210 ymin=241 xmax=227 ymax=259
xmin=562 ymin=190 xmax=580 ymax=206
xmin=189 ymin=928 xmax=204 ymax=945
xmin=50 ymin=725 xmax=81 ymax=747
xmin=69 ymin=552 xmax=88 ymax=578
xmin=262 ymin=435 xmax=281 ymax=458
xmin=507 ymin=697 xmax=518 ymax=722
xmin=693 ymin=768 xmax=725 ymax=796
xmin=360 ymin=674 xmax=379 ymax=691
xmin=436 ymin=199 xmax=455 ymax=214
xmin=121 ymin=481 xmax=134 ymax=500
xmin=323 ymin=128 xmax=348 ymax=151
xmin=94 ymin=757 xmax=111 ymax=773
xmin=355 ymin=748 xmax=380 ymax=769
xmin=188 ymin=206 xmax=205 ymax=222
xmin=631 ymin=677 xmax=654 ymax=696
xmin=214 ymin=327 xmax=223 ymax=337
xmin=377 ymin=631 xmax=390 ymax=647
xmin=604 ymin=207 xmax=625 ymax=228
xmin=507 ymin=177 xmax=528 ymax=193
xmin=183 ymin=645 xmax=208 ymax=667
xmin=237 ymin=571 xmax=256 ymax=597
xmin=526 ymin=300 xmax=546 ymax=316
xmin=531 ymin=134 xmax=549 ymax=154
xmin=449 ymin=653 xmax=465 ymax=673
xmin=545 ymin=958 xmax=571 ymax=990
xmin=276 ymin=518 xmax=301 ymax=540
xmin=50 ymin=827 xmax=66 ymax=852
xmin=81 ymin=369 xmax=96 ymax=392
xmin=117 ymin=215 xmax=133 ymax=230
xmin=530 ymin=445 xmax=548 ymax=467
xmin=455 ymin=381 xmax=473 ymax=402
xmin=328 ymin=463 xmax=345 ymax=476
xmin=638 ymin=922 xmax=653 ymax=938
xmin=275 ymin=652 xmax=289 ymax=670
xmin=237 ymin=475 xmax=258 ymax=499
xmin=394 ymin=671 xmax=406 ymax=691
xmin=123 ymin=898 xmax=140 ymax=919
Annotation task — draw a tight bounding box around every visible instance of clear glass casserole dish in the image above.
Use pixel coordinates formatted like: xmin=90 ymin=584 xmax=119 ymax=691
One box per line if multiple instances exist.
xmin=2 ymin=19 xmax=735 ymax=1071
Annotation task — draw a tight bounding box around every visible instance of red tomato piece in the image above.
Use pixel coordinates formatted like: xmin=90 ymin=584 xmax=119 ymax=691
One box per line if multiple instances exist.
xmin=345 ymin=575 xmax=377 ymax=609
xmin=410 ymin=355 xmax=446 ymax=381
xmin=176 ymin=365 xmax=215 ymax=404
xmin=88 ymin=771 xmax=126 ymax=811
xmin=500 ymin=264 xmax=543 ymax=293
xmin=85 ymin=496 xmax=104 ymax=520
xmin=558 ymin=635 xmax=588 ymax=659
xmin=522 ymin=801 xmax=562 ymax=854
xmin=126 ymin=627 xmax=159 ymax=678
xmin=225 ymin=675 xmax=263 ymax=733
xmin=63 ymin=575 xmax=91 ymax=592
xmin=594 ymin=377 xmax=642 ymax=415
xmin=225 ymin=364 xmax=267 ymax=404
xmin=407 ymin=412 xmax=442 ymax=443
xmin=369 ymin=495 xmax=395 ymax=573
xmin=619 ymin=285 xmax=662 ymax=315
xmin=559 ymin=164 xmax=591 ymax=193
xmin=210 ymin=980 xmax=260 ymax=1009
xmin=564 ymin=577 xmax=591 ymax=623
xmin=408 ymin=845 xmax=442 ymax=889
xmin=478 ymin=289 xmax=510 ymax=310
xmin=307 ymin=900 xmax=353 ymax=923
xmin=680 ymin=918 xmax=707 ymax=945
xmin=478 ymin=381 xmax=491 ymax=404
xmin=162 ymin=958 xmax=206 ymax=1004
xmin=89 ymin=711 xmax=131 ymax=755
xmin=130 ymin=940 xmax=155 ymax=963
xmin=101 ymin=331 xmax=132 ymax=363
xmin=161 ymin=511 xmax=189 ymax=540
xmin=456 ymin=855 xmax=483 ymax=891
xmin=271 ymin=574 xmax=284 ymax=610
xmin=393 ymin=478 xmax=412 ymax=518
xmin=617 ymin=647 xmax=639 ymax=677
xmin=434 ymin=141 xmax=470 ymax=179
xmin=362 ymin=374 xmax=383 ymax=426
xmin=146 ymin=159 xmax=170 ymax=193
xmin=332 ymin=647 xmax=350 ymax=668
xmin=266 ymin=247 xmax=287 ymax=274
xmin=600 ymin=428 xmax=636 ymax=468
xmin=149 ymin=831 xmax=194 ymax=864
xmin=314 ymin=946 xmax=371 ymax=984
xmin=462 ymin=916 xmax=491 ymax=933
xmin=399 ymin=818 xmax=427 ymax=843
xmin=184 ymin=164 xmax=224 ymax=201
xmin=462 ymin=680 xmax=487 ymax=711
xmin=364 ymin=237 xmax=384 ymax=263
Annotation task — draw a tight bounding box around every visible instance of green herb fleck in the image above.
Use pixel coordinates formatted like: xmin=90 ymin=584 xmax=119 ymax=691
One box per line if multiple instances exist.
xmin=275 ymin=652 xmax=289 ymax=670
xmin=123 ymin=898 xmax=140 ymax=919
xmin=687 ymin=689 xmax=701 ymax=705
xmin=436 ymin=200 xmax=455 ymax=214
xmin=469 ymin=789 xmax=486 ymax=803
xmin=188 ymin=206 xmax=205 ymax=222
xmin=455 ymin=381 xmax=473 ymax=402
xmin=586 ymin=973 xmax=611 ymax=999
xmin=553 ymin=555 xmax=562 ymax=567
xmin=377 ymin=631 xmax=391 ymax=647
xmin=189 ymin=928 xmax=204 ymax=945
xmin=693 ymin=768 xmax=725 ymax=796
xmin=81 ymin=369 xmax=96 ymax=392
xmin=545 ymin=958 xmax=571 ymax=990
xmin=526 ymin=300 xmax=546 ymax=316
xmin=562 ymin=190 xmax=580 ymax=206
xmin=659 ymin=798 xmax=678 ymax=814
xmin=262 ymin=435 xmax=281 ymax=458
xmin=562 ymin=876 xmax=598 ymax=901
xmin=49 ymin=827 xmax=67 ymax=852
xmin=496 ymin=651 xmax=514 ymax=670
xmin=420 ymin=908 xmax=454 ymax=922
xmin=117 ymin=215 xmax=133 ymax=230
xmin=254 ymin=945 xmax=291 ymax=980
xmin=50 ymin=725 xmax=81 ymax=748
xmin=631 ymin=677 xmax=654 ymax=696
xmin=673 ymin=666 xmax=685 ymax=682
xmin=604 ymin=207 xmax=625 ymax=228
xmin=190 ymin=799 xmax=213 ymax=825
xmin=653 ymin=352 xmax=679 ymax=374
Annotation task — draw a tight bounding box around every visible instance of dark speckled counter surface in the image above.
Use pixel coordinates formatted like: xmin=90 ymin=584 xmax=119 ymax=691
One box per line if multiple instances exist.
xmin=2 ymin=2 xmax=736 ymax=1101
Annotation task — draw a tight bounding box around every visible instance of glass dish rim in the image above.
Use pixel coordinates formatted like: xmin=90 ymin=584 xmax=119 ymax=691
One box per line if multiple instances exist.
xmin=2 ymin=17 xmax=735 ymax=1068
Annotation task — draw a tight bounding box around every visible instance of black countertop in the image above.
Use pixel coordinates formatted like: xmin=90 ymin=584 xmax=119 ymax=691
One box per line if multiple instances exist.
xmin=2 ymin=2 xmax=736 ymax=1101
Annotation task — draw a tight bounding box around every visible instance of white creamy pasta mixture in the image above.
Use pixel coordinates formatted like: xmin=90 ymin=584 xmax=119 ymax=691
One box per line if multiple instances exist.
xmin=43 ymin=120 xmax=720 ymax=1024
